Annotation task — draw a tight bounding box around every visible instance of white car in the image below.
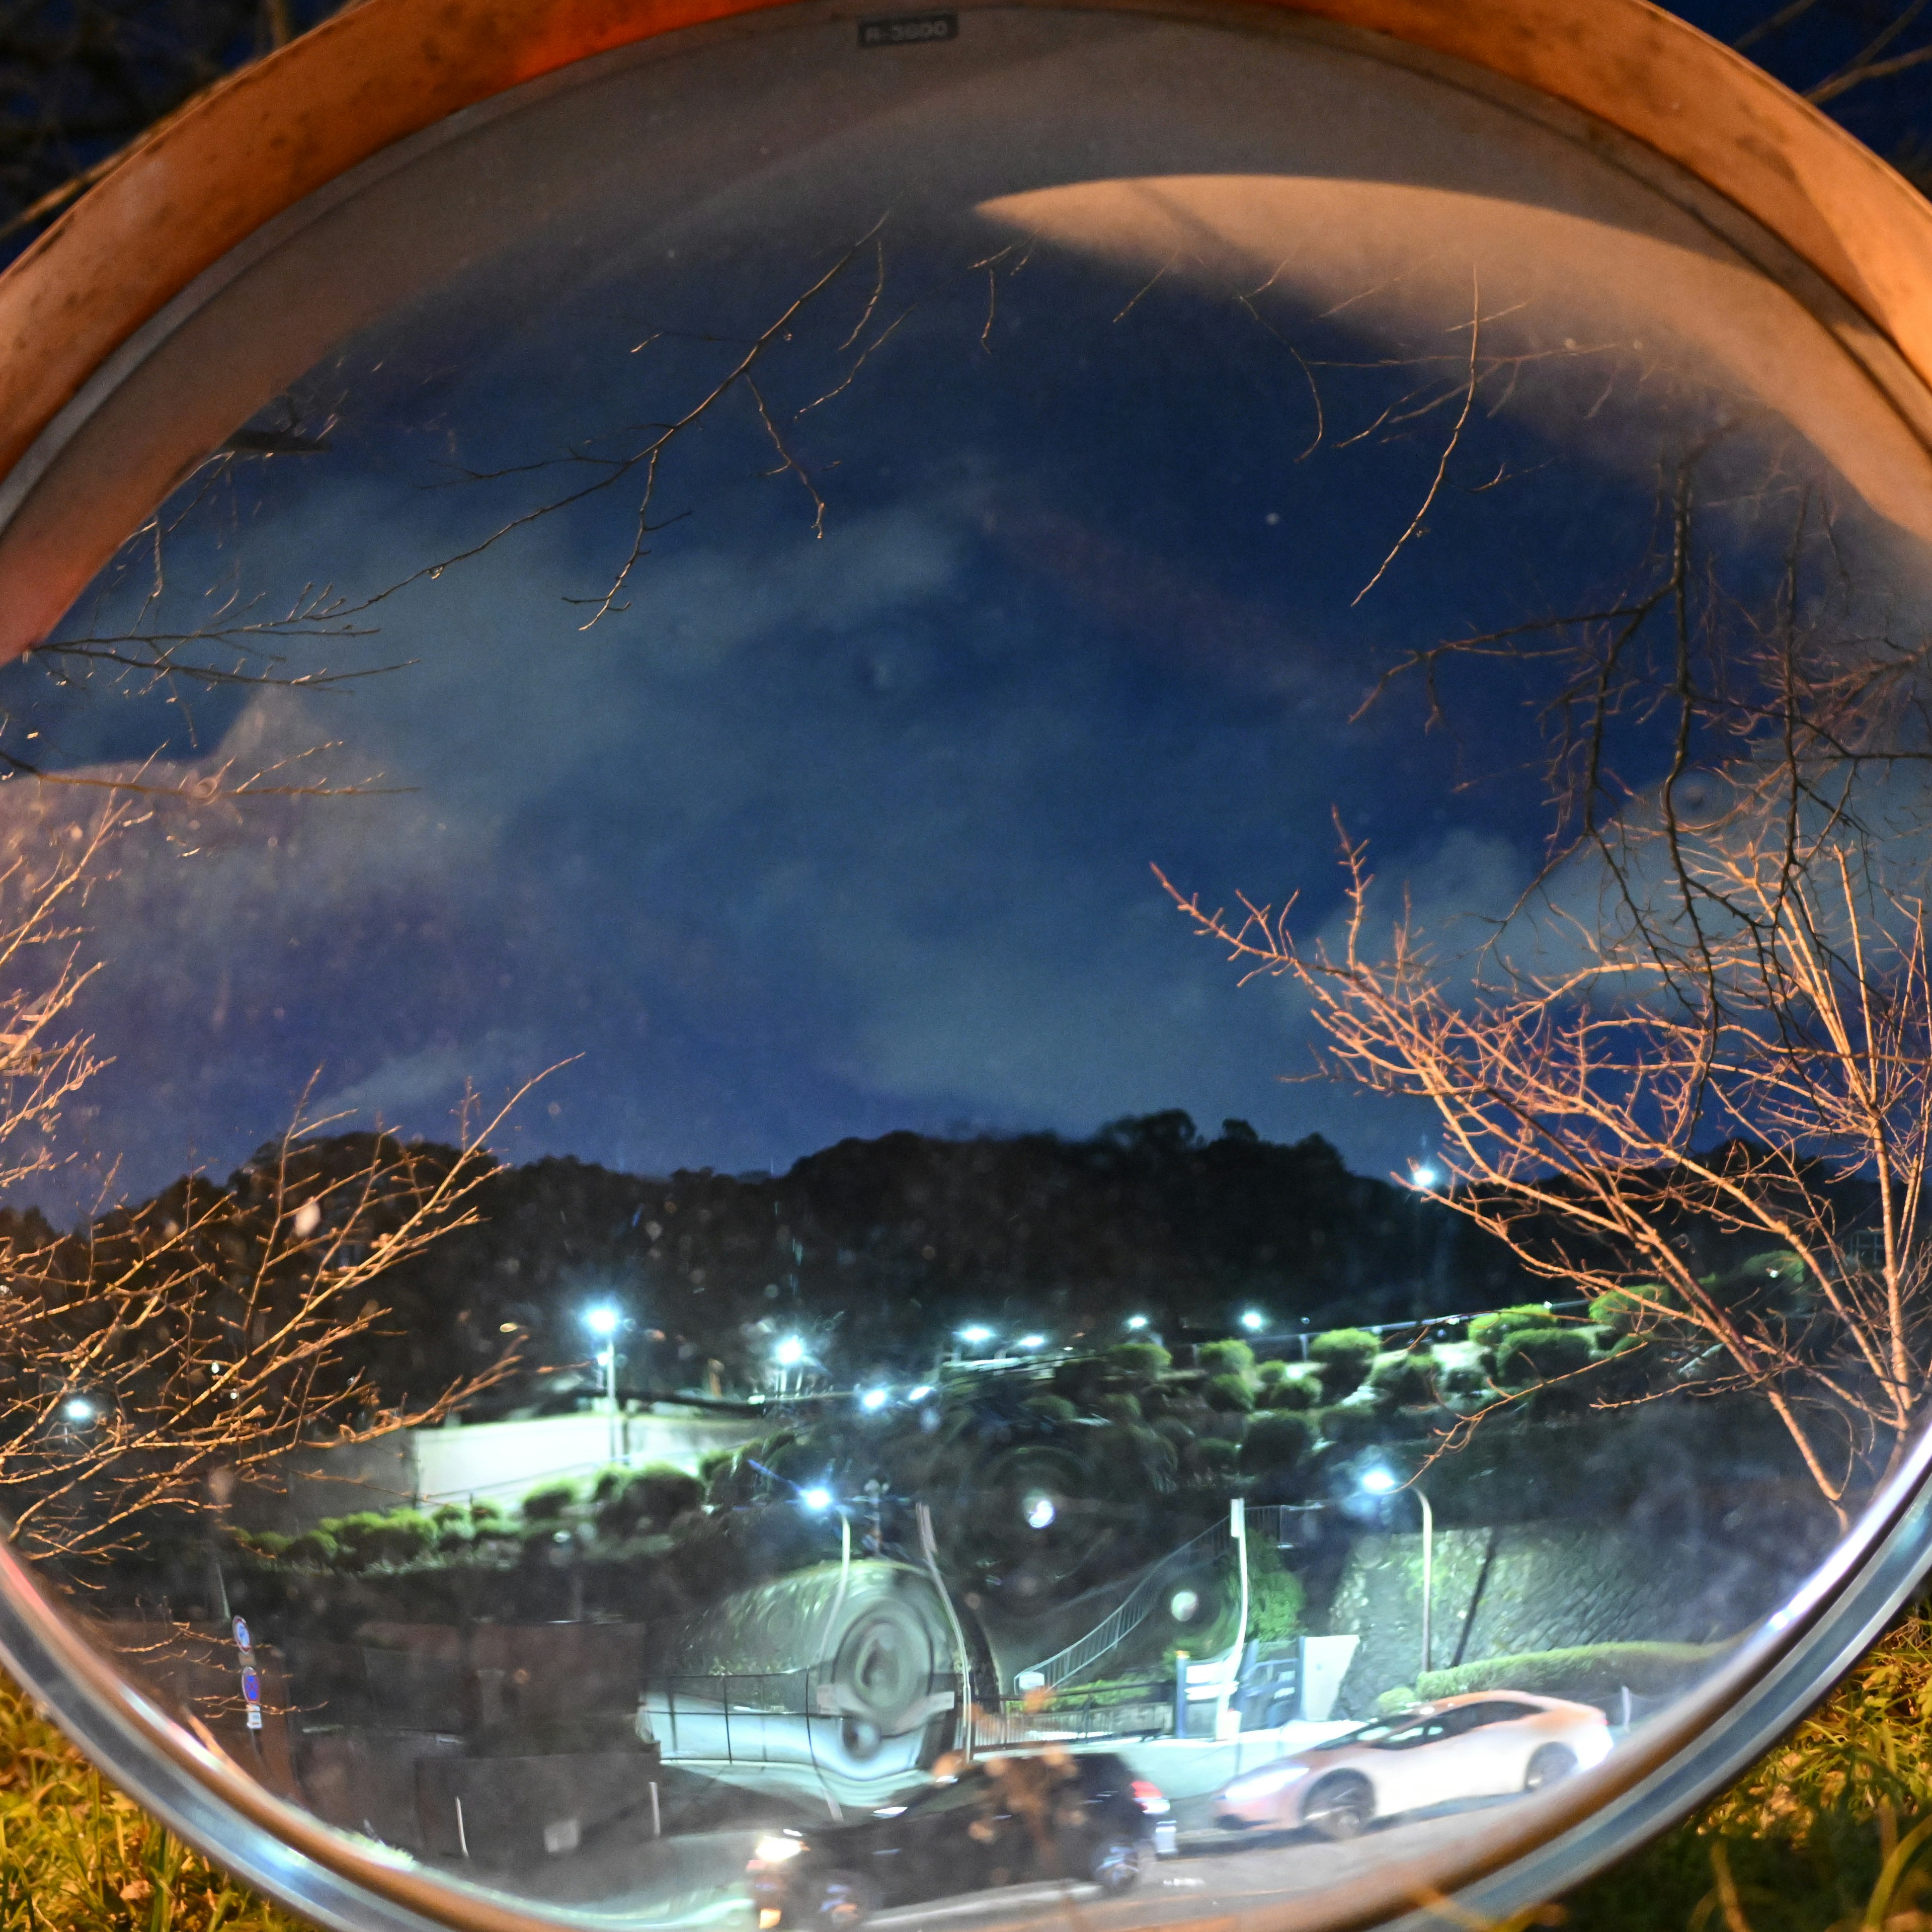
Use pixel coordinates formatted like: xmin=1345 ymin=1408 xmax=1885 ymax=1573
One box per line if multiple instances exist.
xmin=1213 ymin=1692 xmax=1612 ymax=1840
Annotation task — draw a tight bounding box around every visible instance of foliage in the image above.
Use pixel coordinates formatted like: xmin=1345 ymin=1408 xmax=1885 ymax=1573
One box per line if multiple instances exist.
xmin=1240 ymin=1409 xmax=1313 ymax=1477
xmin=0 ymin=1670 xmax=300 ymax=1932
xmin=1416 ymin=1640 xmax=1724 ymax=1708
xmin=1204 ymin=1372 xmax=1254 ymax=1413
xmin=1105 ymin=1340 xmax=1172 ymax=1378
xmin=1308 ymin=1328 xmax=1381 ymax=1399
xmin=1494 ymin=1326 xmax=1600 ymax=1386
xmin=1468 ymin=1305 xmax=1559 ymax=1345
xmin=1703 ymin=1602 xmax=1932 ymax=1839
xmin=1260 ymin=1371 xmax=1321 ymax=1411
xmin=592 ymin=1462 xmax=704 ymax=1539
xmin=519 ymin=1480 xmax=579 ymax=1525
xmin=1589 ymin=1283 xmax=1678 ymax=1333
xmin=1255 ymin=1359 xmax=1291 ymax=1387
xmin=1197 ymin=1339 xmax=1255 ymax=1379
xmin=1245 ymin=1540 xmax=1305 ymax=1643
xmin=1367 ymin=1347 xmax=1438 ymax=1406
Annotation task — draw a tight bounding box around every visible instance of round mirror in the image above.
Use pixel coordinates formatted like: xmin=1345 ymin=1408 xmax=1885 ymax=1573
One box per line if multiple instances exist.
xmin=2 ymin=3 xmax=1932 ymax=1928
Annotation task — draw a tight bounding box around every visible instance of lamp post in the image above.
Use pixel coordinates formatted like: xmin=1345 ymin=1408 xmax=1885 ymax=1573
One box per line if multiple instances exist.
xmin=1362 ymin=1466 xmax=1433 ymax=1679
xmin=774 ymin=1335 xmax=806 ymax=1396
xmin=584 ymin=1305 xmax=621 ymax=1463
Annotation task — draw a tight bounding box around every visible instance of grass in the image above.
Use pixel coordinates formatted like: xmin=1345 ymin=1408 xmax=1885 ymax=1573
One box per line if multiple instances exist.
xmin=1 ymin=1613 xmax=1931 ymax=1929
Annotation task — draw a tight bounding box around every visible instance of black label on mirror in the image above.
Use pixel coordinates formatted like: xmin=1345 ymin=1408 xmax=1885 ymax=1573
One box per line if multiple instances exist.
xmin=858 ymin=11 xmax=957 ymax=46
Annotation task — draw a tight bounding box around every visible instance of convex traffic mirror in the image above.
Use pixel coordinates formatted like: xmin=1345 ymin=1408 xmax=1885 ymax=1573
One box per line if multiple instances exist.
xmin=1 ymin=3 xmax=1931 ymax=1929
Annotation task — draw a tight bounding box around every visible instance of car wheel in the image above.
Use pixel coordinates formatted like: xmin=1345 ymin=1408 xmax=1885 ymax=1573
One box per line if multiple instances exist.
xmin=799 ymin=1871 xmax=875 ymax=1930
xmin=1088 ymin=1833 xmax=1143 ymax=1894
xmin=1302 ymin=1772 xmax=1374 ymax=1841
xmin=1524 ymin=1744 xmax=1577 ymax=1792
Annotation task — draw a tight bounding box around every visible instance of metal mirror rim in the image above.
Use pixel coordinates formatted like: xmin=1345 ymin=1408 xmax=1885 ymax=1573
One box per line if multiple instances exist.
xmin=0 ymin=0 xmax=1929 ymax=1927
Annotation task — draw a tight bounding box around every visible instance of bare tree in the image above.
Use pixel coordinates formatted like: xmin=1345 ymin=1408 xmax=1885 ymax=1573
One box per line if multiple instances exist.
xmin=0 ymin=805 xmax=532 ymax=1562
xmin=1161 ymin=486 xmax=1932 ymax=1527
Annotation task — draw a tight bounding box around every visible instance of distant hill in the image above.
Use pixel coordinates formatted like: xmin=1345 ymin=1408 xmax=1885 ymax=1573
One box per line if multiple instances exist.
xmin=310 ymin=1110 xmax=1533 ymax=1406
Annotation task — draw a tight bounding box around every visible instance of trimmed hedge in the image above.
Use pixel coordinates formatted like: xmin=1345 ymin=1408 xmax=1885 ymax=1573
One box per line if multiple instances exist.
xmin=1367 ymin=1348 xmax=1438 ymax=1406
xmin=1467 ymin=1304 xmax=1558 ymax=1345
xmin=1589 ymin=1283 xmax=1677 ymax=1333
xmin=1198 ymin=1339 xmax=1256 ymax=1379
xmin=1206 ymin=1372 xmax=1255 ymax=1413
xmin=1241 ymin=1410 xmax=1313 ymax=1476
xmin=1262 ymin=1373 xmax=1321 ymax=1412
xmin=1309 ymin=1328 xmax=1381 ymax=1400
xmin=1416 ymin=1640 xmax=1725 ymax=1710
xmin=1495 ymin=1326 xmax=1599 ymax=1384
xmin=1107 ymin=1340 xmax=1172 ymax=1377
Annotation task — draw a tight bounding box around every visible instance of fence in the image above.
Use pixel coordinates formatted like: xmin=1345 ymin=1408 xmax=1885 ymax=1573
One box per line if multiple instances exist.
xmin=977 ymin=1679 xmax=1174 ymax=1748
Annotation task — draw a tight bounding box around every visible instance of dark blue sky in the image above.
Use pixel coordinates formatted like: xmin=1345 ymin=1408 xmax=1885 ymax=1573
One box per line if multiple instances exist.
xmin=8 ymin=11 xmax=1931 ymax=1215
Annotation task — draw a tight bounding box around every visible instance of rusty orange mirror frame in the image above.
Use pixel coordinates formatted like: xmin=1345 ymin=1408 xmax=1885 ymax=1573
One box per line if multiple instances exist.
xmin=1 ymin=5 xmax=1931 ymax=1932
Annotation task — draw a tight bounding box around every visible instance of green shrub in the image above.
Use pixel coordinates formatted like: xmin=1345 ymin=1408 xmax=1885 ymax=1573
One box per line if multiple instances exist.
xmin=1245 ymin=1544 xmax=1306 ymax=1643
xmin=326 ymin=1509 xmax=437 ymax=1570
xmin=1495 ymin=1325 xmax=1599 ymax=1385
xmin=1240 ymin=1409 xmax=1313 ymax=1477
xmin=1589 ymin=1283 xmax=1677 ymax=1333
xmin=1255 ymin=1359 xmax=1291 ymax=1389
xmin=1187 ymin=1436 xmax=1241 ymax=1477
xmin=1367 ymin=1348 xmax=1438 ymax=1406
xmin=595 ymin=1463 xmax=704 ymax=1538
xmin=519 ymin=1480 xmax=580 ymax=1525
xmin=1317 ymin=1396 xmax=1395 ymax=1445
xmin=1262 ymin=1372 xmax=1321 ymax=1412
xmin=1023 ymin=1393 xmax=1079 ymax=1423
xmin=1197 ymin=1339 xmax=1256 ymax=1379
xmin=1416 ymin=1640 xmax=1723 ymax=1711
xmin=1205 ymin=1372 xmax=1255 ymax=1413
xmin=1309 ymin=1328 xmax=1381 ymax=1399
xmin=1096 ymin=1392 xmax=1142 ymax=1424
xmin=1106 ymin=1340 xmax=1172 ymax=1377
xmin=1467 ymin=1304 xmax=1558 ymax=1345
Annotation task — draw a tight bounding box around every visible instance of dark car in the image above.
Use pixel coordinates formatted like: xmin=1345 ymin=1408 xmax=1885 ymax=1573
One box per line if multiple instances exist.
xmin=748 ymin=1749 xmax=1168 ymax=1928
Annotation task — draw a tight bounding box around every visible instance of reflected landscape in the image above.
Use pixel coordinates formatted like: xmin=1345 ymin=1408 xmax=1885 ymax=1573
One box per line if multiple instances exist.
xmin=0 ymin=6 xmax=1930 ymax=1927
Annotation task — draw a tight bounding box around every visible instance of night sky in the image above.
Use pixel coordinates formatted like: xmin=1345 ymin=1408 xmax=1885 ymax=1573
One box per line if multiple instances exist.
xmin=7 ymin=11 xmax=1931 ymax=1217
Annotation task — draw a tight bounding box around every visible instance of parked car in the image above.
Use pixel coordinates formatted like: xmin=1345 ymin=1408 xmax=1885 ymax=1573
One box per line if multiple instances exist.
xmin=749 ymin=1749 xmax=1172 ymax=1927
xmin=1213 ymin=1692 xmax=1612 ymax=1840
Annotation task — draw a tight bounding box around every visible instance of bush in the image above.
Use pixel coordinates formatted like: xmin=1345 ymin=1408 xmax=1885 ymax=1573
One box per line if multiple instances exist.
xmin=1309 ymin=1328 xmax=1381 ymax=1400
xmin=1106 ymin=1340 xmax=1172 ymax=1378
xmin=1495 ymin=1325 xmax=1599 ymax=1385
xmin=1096 ymin=1392 xmax=1142 ymax=1424
xmin=1205 ymin=1372 xmax=1255 ymax=1413
xmin=1197 ymin=1339 xmax=1256 ymax=1379
xmin=1187 ymin=1436 xmax=1241 ymax=1478
xmin=1023 ymin=1393 xmax=1079 ymax=1423
xmin=1467 ymin=1304 xmax=1558 ymax=1345
xmin=1416 ymin=1640 xmax=1723 ymax=1712
xmin=1589 ymin=1283 xmax=1677 ymax=1333
xmin=595 ymin=1463 xmax=704 ymax=1538
xmin=1255 ymin=1359 xmax=1291 ymax=1389
xmin=1240 ymin=1410 xmax=1313 ymax=1477
xmin=1245 ymin=1543 xmax=1306 ymax=1643
xmin=519 ymin=1480 xmax=580 ymax=1525
xmin=1317 ymin=1396 xmax=1395 ymax=1446
xmin=1367 ymin=1348 xmax=1438 ymax=1407
xmin=1262 ymin=1371 xmax=1321 ymax=1412
xmin=327 ymin=1509 xmax=437 ymax=1570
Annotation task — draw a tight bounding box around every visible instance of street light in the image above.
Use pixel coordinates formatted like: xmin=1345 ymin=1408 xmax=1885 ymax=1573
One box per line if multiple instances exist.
xmin=800 ymin=1486 xmax=833 ymax=1512
xmin=859 ymin=1388 xmax=889 ymax=1412
xmin=1017 ymin=1333 xmax=1046 ymax=1351
xmin=957 ymin=1325 xmax=993 ymax=1360
xmin=1125 ymin=1315 xmax=1149 ymax=1331
xmin=582 ymin=1306 xmax=622 ymax=1461
xmin=1239 ymin=1310 xmax=1266 ymax=1333
xmin=773 ymin=1335 xmax=806 ymax=1396
xmin=62 ymin=1398 xmax=95 ymax=1426
xmin=1412 ymin=1163 xmax=1442 ymax=1190
xmin=1361 ymin=1465 xmax=1434 ymax=1678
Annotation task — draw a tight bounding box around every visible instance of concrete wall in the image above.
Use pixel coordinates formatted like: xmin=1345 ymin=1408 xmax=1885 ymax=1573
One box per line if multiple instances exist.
xmin=1315 ymin=1515 xmax=1824 ymax=1717
xmin=237 ymin=1409 xmax=763 ymax=1531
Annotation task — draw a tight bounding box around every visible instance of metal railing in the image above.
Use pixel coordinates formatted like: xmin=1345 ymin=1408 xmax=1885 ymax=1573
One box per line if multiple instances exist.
xmin=1018 ymin=1518 xmax=1232 ymax=1692
xmin=978 ymin=1680 xmax=1173 ymax=1747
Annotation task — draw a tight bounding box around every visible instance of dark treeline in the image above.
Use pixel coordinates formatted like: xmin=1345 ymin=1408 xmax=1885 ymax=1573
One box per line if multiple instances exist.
xmin=5 ymin=1112 xmax=1536 ymax=1413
